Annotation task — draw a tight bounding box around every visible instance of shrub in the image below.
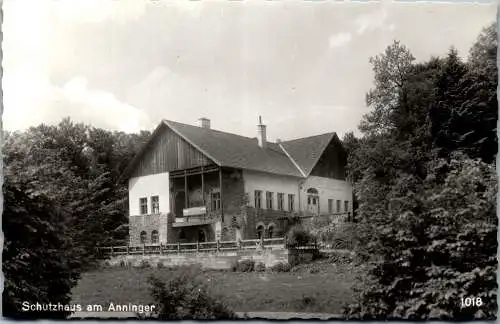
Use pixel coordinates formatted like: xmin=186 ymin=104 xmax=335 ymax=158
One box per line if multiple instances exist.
xmin=147 ymin=265 xmax=236 ymax=319
xmin=270 ymin=262 xmax=291 ymax=273
xmin=286 ymin=225 xmax=314 ymax=247
xmin=232 ymin=259 xmax=255 ymax=272
xmin=254 ymin=262 xmax=266 ymax=272
xmin=138 ymin=260 xmax=151 ymax=268
xmin=157 ymin=262 xmax=164 ymax=269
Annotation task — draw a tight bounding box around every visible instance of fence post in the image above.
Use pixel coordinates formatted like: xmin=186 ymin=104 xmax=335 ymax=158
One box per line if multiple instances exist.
xmin=284 ymin=236 xmax=288 ymax=249
xmin=126 ymin=245 xmax=129 ymax=256
xmin=177 ymin=242 xmax=180 ymax=255
xmin=110 ymin=246 xmax=114 ymax=257
xmin=143 ymin=244 xmax=145 ymax=256
xmin=197 ymin=241 xmax=200 ymax=252
xmin=216 ymin=239 xmax=220 ymax=252
xmin=260 ymin=235 xmax=264 ymax=247
xmin=159 ymin=243 xmax=163 ymax=255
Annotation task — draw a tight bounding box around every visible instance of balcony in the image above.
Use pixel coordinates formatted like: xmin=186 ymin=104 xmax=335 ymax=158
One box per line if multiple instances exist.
xmin=172 ymin=206 xmax=221 ymax=227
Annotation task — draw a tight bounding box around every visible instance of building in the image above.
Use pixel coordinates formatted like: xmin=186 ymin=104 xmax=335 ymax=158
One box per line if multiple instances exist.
xmin=121 ymin=117 xmax=353 ymax=246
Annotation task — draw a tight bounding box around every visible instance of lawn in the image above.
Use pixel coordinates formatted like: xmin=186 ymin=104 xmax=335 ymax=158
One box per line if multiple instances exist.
xmin=71 ymin=261 xmax=362 ymax=314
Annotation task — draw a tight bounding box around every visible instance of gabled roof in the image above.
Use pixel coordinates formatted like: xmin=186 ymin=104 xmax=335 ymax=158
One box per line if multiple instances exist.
xmin=279 ymin=133 xmax=337 ymax=176
xmin=121 ymin=119 xmax=343 ymax=180
xmin=163 ymin=120 xmax=303 ymax=177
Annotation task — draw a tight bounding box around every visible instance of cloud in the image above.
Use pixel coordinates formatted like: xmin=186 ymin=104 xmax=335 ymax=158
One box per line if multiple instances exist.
xmin=354 ymin=9 xmax=395 ymax=35
xmin=3 ymin=73 xmax=153 ymax=133
xmin=328 ymin=32 xmax=353 ymax=48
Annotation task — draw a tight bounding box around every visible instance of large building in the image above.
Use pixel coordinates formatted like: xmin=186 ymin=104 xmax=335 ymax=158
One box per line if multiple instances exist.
xmin=121 ymin=117 xmax=353 ymax=246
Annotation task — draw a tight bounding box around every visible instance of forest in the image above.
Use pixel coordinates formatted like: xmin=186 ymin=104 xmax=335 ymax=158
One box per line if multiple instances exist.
xmin=2 ymin=23 xmax=497 ymax=320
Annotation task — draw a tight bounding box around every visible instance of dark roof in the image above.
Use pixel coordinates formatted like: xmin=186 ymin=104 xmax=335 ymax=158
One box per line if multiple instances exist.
xmin=279 ymin=133 xmax=336 ymax=176
xmin=163 ymin=120 xmax=303 ymax=177
xmin=121 ymin=119 xmax=342 ymax=180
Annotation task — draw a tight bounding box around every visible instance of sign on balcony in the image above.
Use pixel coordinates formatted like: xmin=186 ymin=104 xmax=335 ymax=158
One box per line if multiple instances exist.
xmin=183 ymin=206 xmax=207 ymax=217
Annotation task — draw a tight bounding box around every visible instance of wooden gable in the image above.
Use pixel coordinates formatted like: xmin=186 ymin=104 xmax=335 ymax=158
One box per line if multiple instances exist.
xmin=309 ymin=136 xmax=346 ymax=180
xmin=130 ymin=124 xmax=215 ymax=178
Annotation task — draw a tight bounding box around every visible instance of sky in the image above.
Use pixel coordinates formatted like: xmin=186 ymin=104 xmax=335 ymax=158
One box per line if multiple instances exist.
xmin=2 ymin=0 xmax=496 ymax=141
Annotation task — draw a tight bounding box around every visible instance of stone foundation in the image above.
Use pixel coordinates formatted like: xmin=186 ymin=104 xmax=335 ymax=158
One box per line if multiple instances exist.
xmin=102 ymin=248 xmax=314 ymax=270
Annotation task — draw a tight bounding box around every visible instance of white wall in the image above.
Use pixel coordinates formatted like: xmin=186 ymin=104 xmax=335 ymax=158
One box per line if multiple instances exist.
xmin=300 ymin=176 xmax=353 ymax=214
xmin=128 ymin=172 xmax=171 ymax=216
xmin=242 ymin=170 xmax=300 ymax=212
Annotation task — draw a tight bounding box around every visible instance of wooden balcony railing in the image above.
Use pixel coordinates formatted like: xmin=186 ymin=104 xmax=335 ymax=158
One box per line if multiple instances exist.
xmin=96 ymin=237 xmax=315 ymax=258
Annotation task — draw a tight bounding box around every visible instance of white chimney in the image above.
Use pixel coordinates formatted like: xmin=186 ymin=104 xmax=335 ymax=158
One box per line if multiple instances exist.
xmin=257 ymin=116 xmax=267 ymax=149
xmin=198 ymin=117 xmax=210 ymax=129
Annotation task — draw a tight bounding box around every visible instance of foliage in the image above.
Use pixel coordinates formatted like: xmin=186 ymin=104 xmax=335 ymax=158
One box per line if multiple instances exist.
xmin=343 ymin=24 xmax=497 ymax=320
xmin=147 ymin=265 xmax=236 ymax=319
xmin=2 ymin=180 xmax=81 ymax=319
xmin=270 ymin=262 xmax=292 ymax=273
xmin=2 ymin=118 xmax=150 ymax=318
xmin=254 ymin=262 xmax=266 ymax=272
xmin=286 ymin=225 xmax=314 ymax=246
xmin=231 ymin=259 xmax=255 ymax=272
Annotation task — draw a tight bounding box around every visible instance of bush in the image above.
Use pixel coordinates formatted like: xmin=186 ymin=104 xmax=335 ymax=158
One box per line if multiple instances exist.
xmin=138 ymin=260 xmax=151 ymax=269
xmin=232 ymin=259 xmax=255 ymax=272
xmin=286 ymin=225 xmax=314 ymax=247
xmin=270 ymin=262 xmax=291 ymax=273
xmin=157 ymin=262 xmax=164 ymax=269
xmin=147 ymin=265 xmax=236 ymax=319
xmin=254 ymin=262 xmax=266 ymax=272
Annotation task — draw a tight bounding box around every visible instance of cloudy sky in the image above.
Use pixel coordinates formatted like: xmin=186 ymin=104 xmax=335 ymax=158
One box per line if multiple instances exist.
xmin=3 ymin=0 xmax=496 ymax=141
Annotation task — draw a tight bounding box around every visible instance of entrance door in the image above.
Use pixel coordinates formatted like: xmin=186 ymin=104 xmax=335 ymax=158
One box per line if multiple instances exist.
xmin=306 ymin=188 xmax=320 ymax=215
xmin=198 ymin=229 xmax=206 ymax=243
xmin=175 ymin=191 xmax=186 ymax=217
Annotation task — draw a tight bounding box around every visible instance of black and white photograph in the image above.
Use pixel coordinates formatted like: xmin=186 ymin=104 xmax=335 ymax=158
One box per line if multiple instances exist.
xmin=1 ymin=0 xmax=498 ymax=320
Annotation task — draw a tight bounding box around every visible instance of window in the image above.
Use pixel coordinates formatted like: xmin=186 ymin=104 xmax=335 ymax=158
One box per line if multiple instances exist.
xmin=336 ymin=200 xmax=341 ymax=213
xmin=288 ymin=194 xmax=295 ymax=212
xmin=328 ymin=199 xmax=333 ymax=213
xmin=140 ymin=231 xmax=147 ymax=244
xmin=139 ymin=197 xmax=148 ymax=215
xmin=179 ymin=230 xmax=186 ymax=240
xmin=266 ymin=191 xmax=274 ymax=209
xmin=151 ymin=230 xmax=159 ymax=244
xmin=211 ymin=191 xmax=221 ymax=211
xmin=151 ymin=196 xmax=159 ymax=214
xmin=344 ymin=200 xmax=349 ymax=212
xmin=254 ymin=190 xmax=262 ymax=209
xmin=277 ymin=193 xmax=284 ymax=211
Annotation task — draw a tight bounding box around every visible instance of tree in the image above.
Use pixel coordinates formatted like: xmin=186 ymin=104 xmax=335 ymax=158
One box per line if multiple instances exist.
xmin=359 ymin=41 xmax=415 ymax=136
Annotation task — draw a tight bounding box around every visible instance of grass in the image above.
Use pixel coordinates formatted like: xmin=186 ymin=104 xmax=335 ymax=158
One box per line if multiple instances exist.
xmin=71 ymin=260 xmax=361 ymax=314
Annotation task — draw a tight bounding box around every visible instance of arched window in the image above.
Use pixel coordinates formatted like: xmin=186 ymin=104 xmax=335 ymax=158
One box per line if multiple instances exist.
xmin=151 ymin=230 xmax=159 ymax=244
xmin=256 ymin=225 xmax=264 ymax=239
xmin=307 ymin=188 xmax=319 ymax=195
xmin=140 ymin=231 xmax=147 ymax=244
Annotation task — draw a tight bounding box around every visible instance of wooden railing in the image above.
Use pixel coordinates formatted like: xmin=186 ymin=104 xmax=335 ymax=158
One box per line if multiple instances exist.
xmin=98 ymin=237 xmax=295 ymax=258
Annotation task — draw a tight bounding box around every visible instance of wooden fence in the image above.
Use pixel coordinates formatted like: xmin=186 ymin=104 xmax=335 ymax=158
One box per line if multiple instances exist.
xmin=98 ymin=237 xmax=318 ymax=258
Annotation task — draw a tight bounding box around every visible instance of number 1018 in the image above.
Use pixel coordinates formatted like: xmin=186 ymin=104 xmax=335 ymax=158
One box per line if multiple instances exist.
xmin=461 ymin=297 xmax=483 ymax=308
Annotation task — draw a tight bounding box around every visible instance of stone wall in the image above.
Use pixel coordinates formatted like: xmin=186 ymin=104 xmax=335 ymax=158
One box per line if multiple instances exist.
xmin=129 ymin=214 xmax=161 ymax=246
xmin=103 ymin=248 xmax=296 ymax=270
xmin=244 ymin=207 xmax=288 ymax=239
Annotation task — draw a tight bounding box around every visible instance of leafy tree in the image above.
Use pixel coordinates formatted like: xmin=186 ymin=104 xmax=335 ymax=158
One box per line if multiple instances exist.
xmin=343 ymin=24 xmax=497 ymax=319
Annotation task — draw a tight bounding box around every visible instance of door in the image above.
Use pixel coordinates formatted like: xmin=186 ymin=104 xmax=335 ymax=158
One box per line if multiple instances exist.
xmin=174 ymin=191 xmax=186 ymax=217
xmin=307 ymin=195 xmax=319 ymax=215
xmin=198 ymin=229 xmax=206 ymax=243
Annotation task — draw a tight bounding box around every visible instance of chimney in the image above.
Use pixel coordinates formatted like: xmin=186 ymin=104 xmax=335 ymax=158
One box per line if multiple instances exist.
xmin=257 ymin=116 xmax=267 ymax=149
xmin=198 ymin=117 xmax=210 ymax=129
